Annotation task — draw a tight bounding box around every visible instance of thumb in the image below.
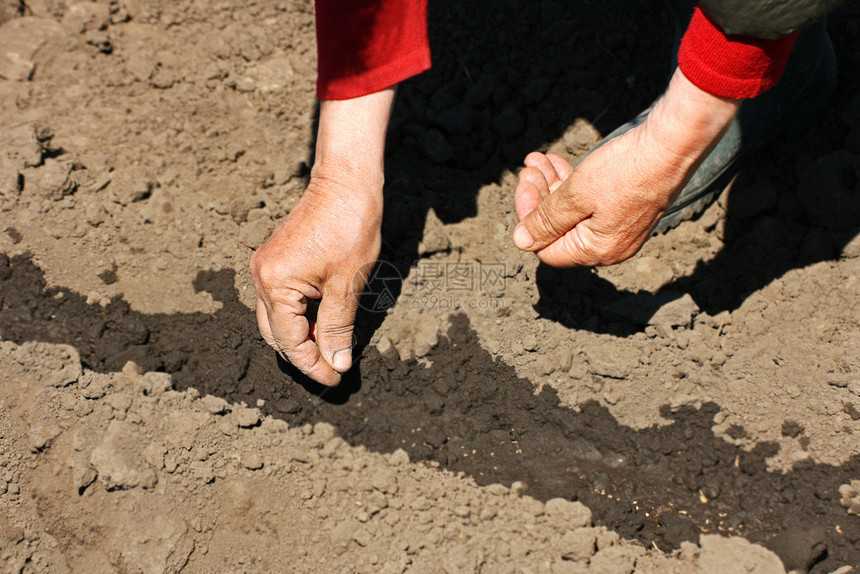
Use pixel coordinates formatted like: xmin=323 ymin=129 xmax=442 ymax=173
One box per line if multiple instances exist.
xmin=513 ymin=177 xmax=593 ymax=252
xmin=315 ymin=282 xmax=359 ymax=373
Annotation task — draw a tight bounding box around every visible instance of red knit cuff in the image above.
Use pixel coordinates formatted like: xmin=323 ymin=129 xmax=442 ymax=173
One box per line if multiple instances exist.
xmin=315 ymin=0 xmax=431 ymax=101
xmin=317 ymin=47 xmax=431 ymax=100
xmin=678 ymin=6 xmax=799 ymax=99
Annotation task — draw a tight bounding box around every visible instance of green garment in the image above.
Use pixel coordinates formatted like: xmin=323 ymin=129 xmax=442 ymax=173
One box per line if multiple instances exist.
xmin=701 ymin=0 xmax=844 ymax=39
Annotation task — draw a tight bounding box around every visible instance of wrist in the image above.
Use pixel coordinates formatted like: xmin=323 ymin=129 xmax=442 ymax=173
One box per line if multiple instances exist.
xmin=310 ymin=159 xmax=384 ymax=203
xmin=645 ymin=68 xmax=740 ymax=168
xmin=305 ymin=169 xmax=385 ymax=231
xmin=315 ymin=88 xmax=396 ymax=185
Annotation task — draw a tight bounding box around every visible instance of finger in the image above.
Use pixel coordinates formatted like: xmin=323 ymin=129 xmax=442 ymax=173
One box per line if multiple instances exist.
xmin=515 ymin=166 xmax=549 ymax=221
xmin=524 ymin=152 xmax=563 ymax=189
xmin=513 ymin=176 xmax=593 ymax=252
xmin=265 ymin=291 xmax=342 ymax=386
xmin=514 ymin=177 xmax=542 ymax=221
xmin=534 ymin=225 xmax=600 ymax=268
xmin=534 ymin=211 xmax=651 ymax=268
xmin=315 ymin=280 xmax=360 ymax=373
xmin=545 ymin=154 xmax=574 ymax=182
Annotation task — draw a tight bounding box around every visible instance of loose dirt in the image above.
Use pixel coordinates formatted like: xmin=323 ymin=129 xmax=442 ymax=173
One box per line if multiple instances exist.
xmin=1 ymin=0 xmax=859 ymax=572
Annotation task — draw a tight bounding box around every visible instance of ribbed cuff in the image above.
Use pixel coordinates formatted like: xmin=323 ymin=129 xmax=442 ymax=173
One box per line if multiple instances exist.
xmin=315 ymin=0 xmax=431 ymax=101
xmin=678 ymin=6 xmax=799 ymax=99
xmin=317 ymin=47 xmax=431 ymax=100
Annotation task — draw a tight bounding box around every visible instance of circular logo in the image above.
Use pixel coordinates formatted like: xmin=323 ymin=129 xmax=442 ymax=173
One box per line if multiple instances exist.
xmin=355 ymin=260 xmax=403 ymax=313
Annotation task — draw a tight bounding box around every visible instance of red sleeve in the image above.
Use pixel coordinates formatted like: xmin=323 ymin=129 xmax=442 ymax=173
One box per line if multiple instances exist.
xmin=678 ymin=6 xmax=799 ymax=99
xmin=314 ymin=0 xmax=431 ymax=100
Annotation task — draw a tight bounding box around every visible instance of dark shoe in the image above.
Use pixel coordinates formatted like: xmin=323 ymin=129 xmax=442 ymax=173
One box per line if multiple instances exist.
xmin=581 ymin=17 xmax=837 ymax=234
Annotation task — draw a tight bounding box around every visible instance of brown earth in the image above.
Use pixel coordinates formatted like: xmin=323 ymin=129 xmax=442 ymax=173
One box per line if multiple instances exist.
xmin=1 ymin=0 xmax=860 ymax=572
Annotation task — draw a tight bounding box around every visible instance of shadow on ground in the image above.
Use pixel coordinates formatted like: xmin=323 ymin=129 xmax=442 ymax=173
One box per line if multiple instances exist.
xmin=2 ymin=254 xmax=858 ymax=573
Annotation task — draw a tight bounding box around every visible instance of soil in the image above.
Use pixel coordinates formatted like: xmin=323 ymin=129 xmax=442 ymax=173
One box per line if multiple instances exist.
xmin=1 ymin=0 xmax=860 ymax=573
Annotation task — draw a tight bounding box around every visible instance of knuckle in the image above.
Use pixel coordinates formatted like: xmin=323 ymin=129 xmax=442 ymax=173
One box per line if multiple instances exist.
xmin=249 ymin=250 xmax=269 ymax=280
xmin=517 ymin=168 xmax=533 ymax=185
xmin=532 ymin=205 xmax=567 ymax=238
xmin=586 ymin=245 xmax=618 ymax=267
xmin=561 ymin=230 xmax=598 ymax=266
xmin=534 ymin=155 xmax=553 ymax=173
xmin=520 ymin=166 xmax=542 ymax=184
xmin=252 ymin=260 xmax=286 ymax=292
xmin=524 ymin=151 xmax=546 ymax=166
xmin=319 ymin=323 xmax=353 ymax=339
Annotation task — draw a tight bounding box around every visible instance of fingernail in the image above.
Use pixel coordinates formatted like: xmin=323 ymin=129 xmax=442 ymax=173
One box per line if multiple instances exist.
xmin=513 ymin=224 xmax=535 ymax=250
xmin=331 ymin=348 xmax=352 ymax=372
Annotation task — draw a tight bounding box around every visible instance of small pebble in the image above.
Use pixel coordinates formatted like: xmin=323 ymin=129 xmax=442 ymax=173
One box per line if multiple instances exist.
xmin=236 ymin=408 xmax=261 ymax=428
xmin=242 ymin=453 xmax=263 ymax=470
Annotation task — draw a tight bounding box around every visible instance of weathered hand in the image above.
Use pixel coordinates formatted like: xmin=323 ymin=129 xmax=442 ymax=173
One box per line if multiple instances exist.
xmin=513 ymin=69 xmax=740 ymax=267
xmin=512 ymin=134 xmax=679 ymax=267
xmin=250 ymin=88 xmax=395 ymax=386
xmin=250 ymin=171 xmax=382 ymax=386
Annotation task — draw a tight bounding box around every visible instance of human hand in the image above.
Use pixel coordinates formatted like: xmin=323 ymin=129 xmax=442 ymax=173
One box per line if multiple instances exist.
xmin=250 ymin=89 xmax=395 ymax=385
xmin=250 ymin=171 xmax=382 ymax=386
xmin=513 ymin=69 xmax=740 ymax=267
